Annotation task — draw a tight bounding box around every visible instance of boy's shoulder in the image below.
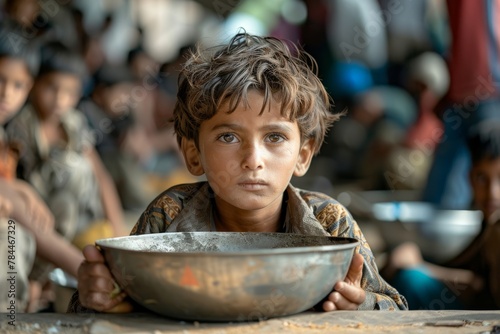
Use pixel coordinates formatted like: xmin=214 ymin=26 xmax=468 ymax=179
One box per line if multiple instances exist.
xmin=288 ymin=185 xmax=357 ymax=236
xmin=292 ymin=185 xmax=352 ymax=220
xmin=7 ymin=105 xmax=93 ymax=150
xmin=150 ymin=182 xmax=206 ymax=209
xmin=10 ymin=104 xmax=86 ymax=123
xmin=130 ymin=182 xmax=207 ymax=235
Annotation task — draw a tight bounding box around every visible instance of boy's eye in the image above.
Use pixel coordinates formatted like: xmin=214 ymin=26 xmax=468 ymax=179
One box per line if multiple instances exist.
xmin=218 ymin=133 xmax=238 ymax=143
xmin=266 ymin=133 xmax=285 ymax=143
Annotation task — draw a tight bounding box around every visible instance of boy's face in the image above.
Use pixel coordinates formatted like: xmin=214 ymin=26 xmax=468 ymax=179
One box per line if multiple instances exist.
xmin=0 ymin=57 xmax=33 ymax=125
xmin=31 ymin=72 xmax=81 ymax=119
xmin=182 ymin=90 xmax=314 ymax=215
xmin=95 ymin=82 xmax=134 ymax=117
xmin=470 ymin=158 xmax=500 ymax=220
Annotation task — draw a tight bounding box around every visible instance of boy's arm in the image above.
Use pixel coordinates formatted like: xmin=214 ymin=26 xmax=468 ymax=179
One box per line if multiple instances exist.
xmin=317 ymin=202 xmax=408 ymax=310
xmin=85 ymin=147 xmax=127 ymax=237
xmin=68 ymin=245 xmax=130 ymax=313
xmin=68 ymin=183 xmax=206 ymax=313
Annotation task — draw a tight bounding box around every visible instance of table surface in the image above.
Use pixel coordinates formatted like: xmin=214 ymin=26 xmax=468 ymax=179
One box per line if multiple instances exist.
xmin=1 ymin=310 xmax=499 ymax=334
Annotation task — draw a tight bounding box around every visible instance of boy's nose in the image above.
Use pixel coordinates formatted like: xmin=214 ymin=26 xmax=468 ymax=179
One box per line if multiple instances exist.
xmin=241 ymin=142 xmax=264 ymax=170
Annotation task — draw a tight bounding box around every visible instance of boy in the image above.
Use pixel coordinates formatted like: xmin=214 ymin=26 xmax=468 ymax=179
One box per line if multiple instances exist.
xmin=384 ymin=121 xmax=500 ymax=309
xmin=70 ymin=33 xmax=408 ymax=313
xmin=0 ymin=21 xmax=84 ymax=312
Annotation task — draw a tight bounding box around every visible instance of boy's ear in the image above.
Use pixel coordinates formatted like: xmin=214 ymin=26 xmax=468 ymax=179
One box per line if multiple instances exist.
xmin=181 ymin=138 xmax=204 ymax=176
xmin=294 ymin=139 xmax=315 ymax=177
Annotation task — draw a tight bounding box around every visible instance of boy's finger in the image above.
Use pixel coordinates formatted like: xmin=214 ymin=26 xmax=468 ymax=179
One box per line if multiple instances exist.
xmin=334 ymin=281 xmax=366 ymax=305
xmin=80 ymin=276 xmax=116 ymax=293
xmin=322 ymin=300 xmax=337 ymax=311
xmin=326 ymin=291 xmax=359 ymax=310
xmin=83 ymin=245 xmax=106 ymax=263
xmin=345 ymin=253 xmax=364 ymax=285
xmin=82 ymin=291 xmax=125 ymax=311
xmin=78 ymin=262 xmax=113 ymax=278
xmin=104 ymin=300 xmax=133 ymax=313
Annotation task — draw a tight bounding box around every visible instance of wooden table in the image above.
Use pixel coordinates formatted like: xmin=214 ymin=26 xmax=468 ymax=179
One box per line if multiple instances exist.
xmin=1 ymin=310 xmax=499 ymax=333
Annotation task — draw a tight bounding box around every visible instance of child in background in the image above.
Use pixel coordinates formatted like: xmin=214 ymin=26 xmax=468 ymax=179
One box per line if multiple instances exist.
xmin=6 ymin=41 xmax=127 ymax=296
xmin=126 ymin=46 xmax=193 ymax=191
xmin=69 ymin=33 xmax=408 ymax=313
xmin=0 ymin=21 xmax=84 ymax=312
xmin=79 ymin=64 xmax=152 ymax=210
xmin=385 ymin=52 xmax=448 ymax=190
xmin=383 ymin=121 xmax=500 ymax=309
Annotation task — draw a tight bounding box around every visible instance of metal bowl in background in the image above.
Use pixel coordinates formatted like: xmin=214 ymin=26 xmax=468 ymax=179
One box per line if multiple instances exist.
xmin=336 ymin=190 xmax=422 ymax=218
xmin=337 ymin=191 xmax=483 ymax=264
xmin=335 ymin=190 xmax=423 ymax=256
xmin=370 ymin=202 xmax=483 ymax=264
xmin=96 ymin=232 xmax=359 ymax=322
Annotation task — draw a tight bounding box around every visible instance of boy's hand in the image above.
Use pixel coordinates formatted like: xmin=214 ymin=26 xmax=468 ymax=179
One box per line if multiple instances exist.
xmin=78 ymin=245 xmax=128 ymax=312
xmin=323 ymin=253 xmax=366 ymax=311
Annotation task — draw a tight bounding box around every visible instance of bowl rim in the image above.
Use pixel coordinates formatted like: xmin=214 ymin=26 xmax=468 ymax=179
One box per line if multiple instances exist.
xmin=95 ymin=232 xmax=360 ymax=257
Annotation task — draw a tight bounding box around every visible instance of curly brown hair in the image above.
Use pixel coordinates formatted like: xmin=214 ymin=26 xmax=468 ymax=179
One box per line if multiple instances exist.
xmin=174 ymin=32 xmax=340 ymax=155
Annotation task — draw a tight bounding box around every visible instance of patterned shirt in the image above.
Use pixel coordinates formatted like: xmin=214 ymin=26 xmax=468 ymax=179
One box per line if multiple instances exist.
xmin=68 ymin=182 xmax=408 ymax=312
xmin=6 ymin=105 xmax=104 ymax=230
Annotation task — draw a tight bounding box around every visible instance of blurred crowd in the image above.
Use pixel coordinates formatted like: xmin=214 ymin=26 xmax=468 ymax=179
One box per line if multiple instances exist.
xmin=0 ymin=0 xmax=499 ymax=312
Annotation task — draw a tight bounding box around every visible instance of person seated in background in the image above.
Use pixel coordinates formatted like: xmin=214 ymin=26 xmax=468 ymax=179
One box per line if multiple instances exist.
xmin=385 ymin=51 xmax=449 ymax=191
xmin=6 ymin=40 xmax=128 ymax=305
xmin=79 ymin=65 xmax=152 ymax=211
xmin=126 ymin=45 xmax=195 ymax=192
xmin=0 ymin=21 xmax=84 ymax=312
xmin=68 ymin=32 xmax=408 ymax=314
xmin=382 ymin=121 xmax=500 ymax=309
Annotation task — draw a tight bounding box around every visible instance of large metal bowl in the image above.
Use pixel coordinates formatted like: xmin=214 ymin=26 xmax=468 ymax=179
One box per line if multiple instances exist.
xmin=96 ymin=232 xmax=359 ymax=321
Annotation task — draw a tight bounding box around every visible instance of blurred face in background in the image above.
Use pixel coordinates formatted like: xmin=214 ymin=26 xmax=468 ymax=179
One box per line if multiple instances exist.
xmin=130 ymin=52 xmax=157 ymax=81
xmin=93 ymin=82 xmax=134 ymax=118
xmin=30 ymin=72 xmax=81 ymax=120
xmin=5 ymin=0 xmax=40 ymax=28
xmin=470 ymin=157 xmax=500 ymax=221
xmin=0 ymin=57 xmax=33 ymax=124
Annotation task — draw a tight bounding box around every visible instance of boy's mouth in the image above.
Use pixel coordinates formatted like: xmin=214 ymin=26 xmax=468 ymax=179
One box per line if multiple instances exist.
xmin=238 ymin=179 xmax=268 ymax=189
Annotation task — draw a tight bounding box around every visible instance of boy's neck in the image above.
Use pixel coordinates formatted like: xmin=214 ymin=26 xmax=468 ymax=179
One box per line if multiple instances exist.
xmin=36 ymin=111 xmax=60 ymax=124
xmin=213 ymin=197 xmax=286 ymax=233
